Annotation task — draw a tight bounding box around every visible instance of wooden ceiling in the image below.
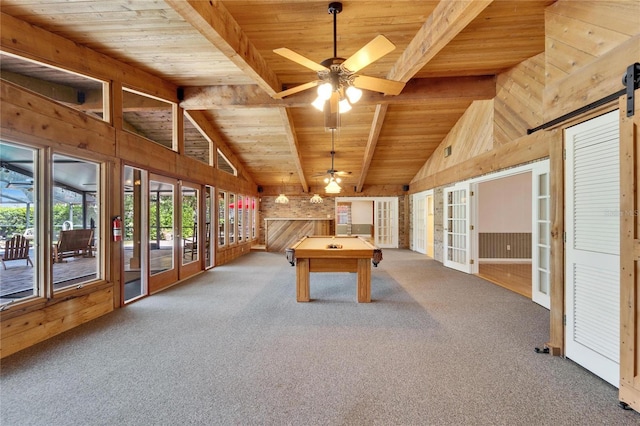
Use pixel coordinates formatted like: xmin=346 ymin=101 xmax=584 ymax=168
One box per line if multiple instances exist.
xmin=0 ymin=0 xmax=554 ymax=192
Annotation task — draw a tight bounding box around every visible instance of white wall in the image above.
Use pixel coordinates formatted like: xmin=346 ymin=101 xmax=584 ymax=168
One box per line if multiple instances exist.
xmin=478 ymin=173 xmax=531 ymax=232
xmin=351 ymin=200 xmax=372 ymax=223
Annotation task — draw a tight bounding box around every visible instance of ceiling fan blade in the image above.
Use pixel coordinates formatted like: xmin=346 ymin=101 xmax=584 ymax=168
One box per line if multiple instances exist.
xmin=353 ymin=75 xmax=406 ymax=96
xmin=334 ymin=171 xmax=352 ymax=177
xmin=342 ymin=35 xmax=396 ymax=73
xmin=273 ymin=81 xmax=319 ymax=99
xmin=273 ymin=48 xmax=328 ymax=72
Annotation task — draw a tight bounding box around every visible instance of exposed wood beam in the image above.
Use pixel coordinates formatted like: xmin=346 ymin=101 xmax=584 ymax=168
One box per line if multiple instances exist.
xmin=354 ymin=0 xmax=493 ymax=193
xmin=278 ymin=107 xmax=308 ymax=193
xmin=387 ymin=0 xmax=494 ymax=83
xmin=165 ymin=0 xmax=280 ymax=97
xmin=356 ymin=104 xmax=388 ymax=193
xmin=180 ymin=76 xmax=495 ymax=110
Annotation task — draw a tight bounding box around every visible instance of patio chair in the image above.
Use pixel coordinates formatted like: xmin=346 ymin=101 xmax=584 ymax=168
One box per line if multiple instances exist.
xmin=1 ymin=234 xmax=33 ymax=270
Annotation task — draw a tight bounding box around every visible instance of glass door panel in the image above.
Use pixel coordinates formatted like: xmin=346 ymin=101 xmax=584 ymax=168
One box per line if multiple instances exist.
xmin=123 ymin=166 xmax=147 ymax=303
xmin=148 ymin=174 xmax=177 ymax=292
xmin=205 ymin=186 xmax=214 ymax=268
xmin=180 ymin=181 xmax=200 ymax=278
xmin=181 ymin=183 xmax=199 ymax=266
xmin=532 ymin=162 xmax=551 ymax=309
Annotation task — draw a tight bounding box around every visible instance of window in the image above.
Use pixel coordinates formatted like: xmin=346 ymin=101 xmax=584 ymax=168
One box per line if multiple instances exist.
xmin=184 ymin=113 xmax=211 ymax=165
xmin=237 ymin=194 xmax=244 ymax=242
xmin=122 ymin=88 xmax=174 ymax=150
xmin=252 ymin=197 xmax=257 ymax=240
xmin=51 ymin=154 xmax=101 ymax=292
xmin=217 ymin=149 xmax=237 ymax=176
xmin=0 ymin=142 xmax=38 ymax=302
xmin=0 ymin=51 xmax=107 ymax=122
xmin=218 ymin=191 xmax=226 ymax=247
xmin=228 ymin=193 xmax=236 ymax=244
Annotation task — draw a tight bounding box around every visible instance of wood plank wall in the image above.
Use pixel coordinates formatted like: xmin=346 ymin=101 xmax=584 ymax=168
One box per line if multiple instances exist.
xmin=544 ymin=0 xmax=640 ymax=121
xmin=494 ymin=53 xmax=545 ymax=145
xmin=0 ymin=14 xmax=259 ymax=358
xmin=411 ymin=99 xmax=495 ymax=183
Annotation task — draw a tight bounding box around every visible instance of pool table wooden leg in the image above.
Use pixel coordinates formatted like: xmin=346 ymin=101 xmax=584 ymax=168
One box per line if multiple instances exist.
xmin=296 ymin=258 xmax=310 ymax=302
xmin=357 ymin=258 xmax=371 ymax=303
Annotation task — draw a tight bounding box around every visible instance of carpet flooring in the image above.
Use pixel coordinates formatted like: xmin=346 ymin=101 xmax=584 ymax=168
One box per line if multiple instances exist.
xmin=1 ymin=249 xmax=638 ymax=425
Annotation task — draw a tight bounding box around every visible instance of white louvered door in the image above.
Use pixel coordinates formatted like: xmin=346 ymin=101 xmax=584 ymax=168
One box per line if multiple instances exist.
xmin=565 ymin=110 xmax=620 ymax=387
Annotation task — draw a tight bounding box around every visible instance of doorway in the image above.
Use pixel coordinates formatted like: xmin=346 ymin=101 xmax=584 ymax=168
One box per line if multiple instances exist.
xmin=122 ymin=168 xmax=204 ymax=303
xmin=439 ymin=160 xmax=550 ymax=307
xmin=412 ymin=190 xmax=434 ymax=257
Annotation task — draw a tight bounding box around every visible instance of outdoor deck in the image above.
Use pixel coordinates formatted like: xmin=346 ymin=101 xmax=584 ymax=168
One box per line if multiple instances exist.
xmin=0 ymin=244 xmax=180 ymax=303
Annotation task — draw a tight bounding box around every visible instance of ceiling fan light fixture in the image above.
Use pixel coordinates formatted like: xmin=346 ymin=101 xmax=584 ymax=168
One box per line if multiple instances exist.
xmin=325 ymin=177 xmax=342 ymax=194
xmin=312 ymin=96 xmax=326 ymax=111
xmin=346 ymin=85 xmax=362 ymax=104
xmin=338 ymin=98 xmax=352 ymax=113
xmin=317 ymin=82 xmax=333 ymax=100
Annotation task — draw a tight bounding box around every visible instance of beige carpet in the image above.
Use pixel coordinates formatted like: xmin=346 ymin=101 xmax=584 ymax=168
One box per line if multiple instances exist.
xmin=1 ymin=249 xmax=637 ymax=425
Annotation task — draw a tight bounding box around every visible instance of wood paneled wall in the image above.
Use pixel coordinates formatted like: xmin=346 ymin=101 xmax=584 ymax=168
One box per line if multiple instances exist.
xmin=544 ymin=0 xmax=640 ymax=121
xmin=1 ymin=287 xmax=114 ymax=358
xmin=0 ymin=14 xmax=259 ymax=358
xmin=494 ymin=53 xmax=545 ymax=145
xmin=411 ymin=100 xmax=495 ymax=184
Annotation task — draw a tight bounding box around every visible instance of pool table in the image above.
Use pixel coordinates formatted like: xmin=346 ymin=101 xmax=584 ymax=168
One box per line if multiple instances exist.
xmin=285 ymin=236 xmax=383 ymax=303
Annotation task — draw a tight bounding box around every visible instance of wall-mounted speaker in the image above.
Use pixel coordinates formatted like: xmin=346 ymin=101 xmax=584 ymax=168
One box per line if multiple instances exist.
xmin=177 ymin=87 xmax=184 ymax=101
xmin=403 ymin=185 xmax=409 ymax=191
xmin=257 ymin=186 xmax=263 ymax=193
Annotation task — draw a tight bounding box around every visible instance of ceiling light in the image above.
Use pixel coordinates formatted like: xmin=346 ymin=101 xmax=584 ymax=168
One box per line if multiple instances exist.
xmin=312 ymin=96 xmax=325 ymax=111
xmin=324 ymin=177 xmax=342 ymax=194
xmin=338 ymin=98 xmax=352 ymax=113
xmin=317 ymin=82 xmax=333 ymax=100
xmin=310 ymin=193 xmax=323 ymax=203
xmin=346 ymin=86 xmax=362 ymax=103
xmin=275 ymin=193 xmax=289 ymax=204
xmin=275 ymin=174 xmax=291 ymax=204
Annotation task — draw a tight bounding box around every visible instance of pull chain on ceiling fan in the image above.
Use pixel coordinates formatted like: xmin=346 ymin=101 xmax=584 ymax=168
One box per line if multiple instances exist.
xmin=273 ymin=1 xmax=406 ymax=114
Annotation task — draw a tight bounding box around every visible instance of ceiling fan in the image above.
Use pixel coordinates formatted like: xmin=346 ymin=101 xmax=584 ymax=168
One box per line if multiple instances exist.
xmin=272 ymin=1 xmax=405 ymax=112
xmin=313 ymin=129 xmax=351 ymax=193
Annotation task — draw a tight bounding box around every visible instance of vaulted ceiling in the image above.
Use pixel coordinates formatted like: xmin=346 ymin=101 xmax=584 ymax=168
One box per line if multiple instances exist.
xmin=0 ymin=0 xmax=554 ymax=192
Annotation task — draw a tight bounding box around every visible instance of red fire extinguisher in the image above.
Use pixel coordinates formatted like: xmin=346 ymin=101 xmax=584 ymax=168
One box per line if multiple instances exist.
xmin=113 ymin=216 xmax=122 ymax=242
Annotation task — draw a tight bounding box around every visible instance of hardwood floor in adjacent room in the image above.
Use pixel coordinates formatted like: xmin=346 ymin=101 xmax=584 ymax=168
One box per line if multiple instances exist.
xmin=477 ymin=263 xmax=532 ymax=298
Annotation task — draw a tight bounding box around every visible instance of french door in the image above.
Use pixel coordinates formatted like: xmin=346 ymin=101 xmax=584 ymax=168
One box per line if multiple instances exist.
xmin=413 ymin=194 xmax=427 ymax=254
xmin=531 ymin=162 xmax=551 ymax=309
xmin=148 ymin=174 xmax=178 ymax=293
xmin=374 ymin=199 xmax=397 ymax=248
xmin=565 ymin=110 xmax=620 ymax=387
xmin=444 ymin=183 xmax=472 ymax=273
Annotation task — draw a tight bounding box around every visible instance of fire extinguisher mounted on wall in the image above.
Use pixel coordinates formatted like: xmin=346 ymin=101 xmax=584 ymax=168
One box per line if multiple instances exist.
xmin=113 ymin=216 xmax=122 ymax=242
